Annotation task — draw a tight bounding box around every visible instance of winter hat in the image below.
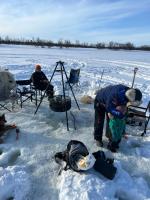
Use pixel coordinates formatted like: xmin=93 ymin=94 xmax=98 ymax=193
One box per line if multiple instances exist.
xmin=125 ymin=88 xmax=142 ymax=102
xmin=126 ymin=88 xmax=142 ymax=107
xmin=35 ymin=64 xmax=41 ymax=71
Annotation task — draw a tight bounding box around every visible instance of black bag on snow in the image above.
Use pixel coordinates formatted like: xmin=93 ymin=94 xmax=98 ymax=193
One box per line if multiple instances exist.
xmin=92 ymin=151 xmax=117 ymax=180
xmin=56 ymin=140 xmax=89 ymax=172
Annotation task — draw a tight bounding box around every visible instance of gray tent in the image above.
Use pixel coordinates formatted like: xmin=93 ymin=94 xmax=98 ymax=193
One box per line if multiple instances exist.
xmin=0 ymin=70 xmax=16 ymax=101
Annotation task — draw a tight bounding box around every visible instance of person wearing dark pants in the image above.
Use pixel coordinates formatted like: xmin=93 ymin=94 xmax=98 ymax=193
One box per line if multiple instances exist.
xmin=31 ymin=64 xmax=54 ymax=98
xmin=94 ymin=84 xmax=142 ymax=147
xmin=94 ymin=100 xmax=106 ymax=146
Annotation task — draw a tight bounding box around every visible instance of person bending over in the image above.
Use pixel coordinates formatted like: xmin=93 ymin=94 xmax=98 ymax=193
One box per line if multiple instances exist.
xmin=94 ymin=84 xmax=142 ymax=147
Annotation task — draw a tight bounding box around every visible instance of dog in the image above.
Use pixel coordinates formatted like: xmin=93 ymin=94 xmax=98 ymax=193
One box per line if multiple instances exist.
xmin=0 ymin=113 xmax=16 ymax=143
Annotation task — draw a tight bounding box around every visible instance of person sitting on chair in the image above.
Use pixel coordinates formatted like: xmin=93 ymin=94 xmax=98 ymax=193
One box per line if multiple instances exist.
xmin=30 ymin=64 xmax=54 ymax=98
xmin=0 ymin=113 xmax=16 ymax=143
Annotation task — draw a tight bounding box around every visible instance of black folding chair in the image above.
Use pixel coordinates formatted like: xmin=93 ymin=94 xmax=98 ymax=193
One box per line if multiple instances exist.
xmin=30 ymin=83 xmax=48 ymax=106
xmin=66 ymin=69 xmax=80 ymax=87
xmin=126 ymin=101 xmax=150 ymax=136
xmin=16 ymin=80 xmax=36 ymax=108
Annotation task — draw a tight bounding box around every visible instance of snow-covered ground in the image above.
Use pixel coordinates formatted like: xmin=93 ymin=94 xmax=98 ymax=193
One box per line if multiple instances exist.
xmin=0 ymin=45 xmax=150 ymax=200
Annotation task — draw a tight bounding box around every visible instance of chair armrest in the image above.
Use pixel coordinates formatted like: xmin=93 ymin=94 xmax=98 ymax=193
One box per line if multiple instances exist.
xmin=128 ymin=105 xmax=146 ymax=110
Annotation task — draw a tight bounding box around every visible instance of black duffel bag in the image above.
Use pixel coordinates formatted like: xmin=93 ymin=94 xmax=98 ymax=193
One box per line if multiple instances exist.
xmin=92 ymin=151 xmax=117 ymax=180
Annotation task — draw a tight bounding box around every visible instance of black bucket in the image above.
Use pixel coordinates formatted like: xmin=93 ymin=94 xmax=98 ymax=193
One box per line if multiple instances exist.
xmin=49 ymin=95 xmax=71 ymax=112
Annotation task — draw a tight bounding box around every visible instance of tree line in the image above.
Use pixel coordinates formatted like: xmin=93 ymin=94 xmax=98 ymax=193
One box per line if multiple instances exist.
xmin=0 ymin=36 xmax=150 ymax=51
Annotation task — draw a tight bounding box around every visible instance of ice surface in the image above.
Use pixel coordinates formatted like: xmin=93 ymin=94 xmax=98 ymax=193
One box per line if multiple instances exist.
xmin=0 ymin=45 xmax=150 ymax=200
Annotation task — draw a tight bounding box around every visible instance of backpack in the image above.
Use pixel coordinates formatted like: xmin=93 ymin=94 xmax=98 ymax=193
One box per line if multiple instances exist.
xmin=55 ymin=140 xmax=89 ymax=172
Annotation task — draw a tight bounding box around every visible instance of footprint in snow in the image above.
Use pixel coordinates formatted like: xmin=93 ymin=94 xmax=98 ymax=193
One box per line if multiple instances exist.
xmin=126 ymin=138 xmax=141 ymax=148
xmin=0 ymin=149 xmax=21 ymax=167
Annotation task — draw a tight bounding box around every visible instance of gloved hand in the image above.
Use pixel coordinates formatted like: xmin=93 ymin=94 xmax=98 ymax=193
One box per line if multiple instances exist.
xmin=111 ymin=110 xmax=125 ymax=119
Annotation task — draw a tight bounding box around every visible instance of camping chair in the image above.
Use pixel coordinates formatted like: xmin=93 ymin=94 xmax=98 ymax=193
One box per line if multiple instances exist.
xmin=31 ymin=83 xmax=48 ymax=106
xmin=16 ymin=79 xmax=36 ymax=108
xmin=126 ymin=101 xmax=150 ymax=136
xmin=66 ymin=69 xmax=80 ymax=88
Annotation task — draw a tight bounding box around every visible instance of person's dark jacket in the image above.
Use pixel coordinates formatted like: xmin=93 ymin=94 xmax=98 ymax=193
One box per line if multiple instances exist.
xmin=31 ymin=71 xmax=48 ymax=90
xmin=95 ymin=84 xmax=129 ymax=118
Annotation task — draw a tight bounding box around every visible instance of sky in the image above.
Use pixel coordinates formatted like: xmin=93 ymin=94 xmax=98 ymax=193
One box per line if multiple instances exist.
xmin=0 ymin=0 xmax=150 ymax=46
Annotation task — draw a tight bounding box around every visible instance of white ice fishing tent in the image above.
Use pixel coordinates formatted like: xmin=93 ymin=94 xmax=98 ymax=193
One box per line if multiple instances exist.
xmin=0 ymin=70 xmax=16 ymax=111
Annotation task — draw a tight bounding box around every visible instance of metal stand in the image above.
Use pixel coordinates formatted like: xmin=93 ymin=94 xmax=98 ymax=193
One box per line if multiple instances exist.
xmin=34 ymin=61 xmax=80 ymax=130
xmin=131 ymin=67 xmax=138 ymax=88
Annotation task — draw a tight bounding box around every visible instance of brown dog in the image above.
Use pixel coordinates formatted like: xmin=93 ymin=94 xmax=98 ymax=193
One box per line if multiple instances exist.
xmin=0 ymin=113 xmax=16 ymax=143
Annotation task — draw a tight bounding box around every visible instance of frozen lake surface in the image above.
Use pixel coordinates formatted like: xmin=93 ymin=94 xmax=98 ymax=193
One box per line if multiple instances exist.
xmin=0 ymin=45 xmax=150 ymax=200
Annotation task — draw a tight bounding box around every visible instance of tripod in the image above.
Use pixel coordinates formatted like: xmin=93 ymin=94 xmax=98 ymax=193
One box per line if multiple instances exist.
xmin=34 ymin=61 xmax=80 ymax=130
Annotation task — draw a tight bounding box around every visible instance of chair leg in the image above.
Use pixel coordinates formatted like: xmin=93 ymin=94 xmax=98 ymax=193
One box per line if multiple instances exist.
xmin=31 ymin=94 xmax=33 ymax=102
xmin=35 ymin=90 xmax=38 ymax=106
xmin=20 ymin=96 xmax=23 ymax=108
xmin=141 ymin=117 xmax=150 ymax=136
xmin=0 ymin=104 xmax=12 ymax=112
xmin=70 ymin=111 xmax=77 ymax=130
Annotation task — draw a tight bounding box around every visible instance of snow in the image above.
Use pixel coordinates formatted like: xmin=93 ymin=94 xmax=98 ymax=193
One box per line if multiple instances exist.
xmin=0 ymin=165 xmax=30 ymax=200
xmin=0 ymin=44 xmax=150 ymax=200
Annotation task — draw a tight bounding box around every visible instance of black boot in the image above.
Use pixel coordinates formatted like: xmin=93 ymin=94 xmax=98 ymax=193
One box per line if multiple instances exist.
xmin=107 ymin=141 xmax=117 ymax=153
xmin=115 ymin=139 xmax=121 ymax=149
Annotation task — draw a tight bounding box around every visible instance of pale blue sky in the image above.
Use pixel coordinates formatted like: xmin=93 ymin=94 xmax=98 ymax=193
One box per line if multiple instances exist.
xmin=0 ymin=0 xmax=150 ymax=45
